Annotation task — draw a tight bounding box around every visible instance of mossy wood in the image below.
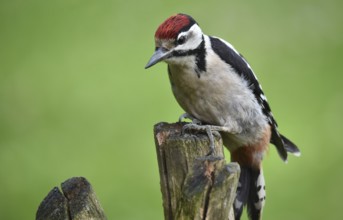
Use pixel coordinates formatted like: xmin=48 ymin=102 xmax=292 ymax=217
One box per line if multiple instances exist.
xmin=36 ymin=177 xmax=106 ymax=220
xmin=154 ymin=122 xmax=240 ymax=220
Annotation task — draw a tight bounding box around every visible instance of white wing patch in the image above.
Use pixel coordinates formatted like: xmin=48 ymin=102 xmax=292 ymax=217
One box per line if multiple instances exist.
xmin=260 ymin=94 xmax=267 ymax=101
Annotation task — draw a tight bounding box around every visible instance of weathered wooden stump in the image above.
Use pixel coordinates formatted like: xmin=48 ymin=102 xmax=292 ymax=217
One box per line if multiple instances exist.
xmin=154 ymin=122 xmax=240 ymax=220
xmin=36 ymin=177 xmax=106 ymax=220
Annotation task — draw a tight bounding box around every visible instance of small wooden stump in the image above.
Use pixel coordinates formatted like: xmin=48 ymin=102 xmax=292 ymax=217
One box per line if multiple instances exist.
xmin=154 ymin=122 xmax=240 ymax=220
xmin=36 ymin=177 xmax=106 ymax=220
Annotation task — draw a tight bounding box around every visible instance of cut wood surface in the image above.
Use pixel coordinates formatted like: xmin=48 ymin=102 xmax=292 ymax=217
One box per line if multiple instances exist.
xmin=154 ymin=122 xmax=240 ymax=220
xmin=36 ymin=177 xmax=106 ymax=220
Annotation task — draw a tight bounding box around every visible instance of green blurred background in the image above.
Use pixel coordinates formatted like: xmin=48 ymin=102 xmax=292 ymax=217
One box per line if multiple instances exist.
xmin=0 ymin=0 xmax=342 ymax=219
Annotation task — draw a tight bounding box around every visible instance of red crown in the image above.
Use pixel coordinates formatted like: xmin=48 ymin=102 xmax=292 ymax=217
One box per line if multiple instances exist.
xmin=155 ymin=14 xmax=191 ymax=39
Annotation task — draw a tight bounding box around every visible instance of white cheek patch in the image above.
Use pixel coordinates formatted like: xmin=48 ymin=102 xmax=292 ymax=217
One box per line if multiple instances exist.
xmin=176 ymin=24 xmax=203 ymax=51
xmin=254 ymin=171 xmax=266 ymax=210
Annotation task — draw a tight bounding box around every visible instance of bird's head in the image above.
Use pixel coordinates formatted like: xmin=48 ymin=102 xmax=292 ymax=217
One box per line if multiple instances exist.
xmin=145 ymin=14 xmax=204 ymax=69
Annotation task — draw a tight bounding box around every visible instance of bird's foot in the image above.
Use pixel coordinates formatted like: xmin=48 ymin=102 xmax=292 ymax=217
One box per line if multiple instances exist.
xmin=181 ymin=123 xmax=222 ymax=156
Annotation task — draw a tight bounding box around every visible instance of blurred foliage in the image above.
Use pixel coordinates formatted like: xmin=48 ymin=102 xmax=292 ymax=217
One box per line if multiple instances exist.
xmin=0 ymin=0 xmax=342 ymax=219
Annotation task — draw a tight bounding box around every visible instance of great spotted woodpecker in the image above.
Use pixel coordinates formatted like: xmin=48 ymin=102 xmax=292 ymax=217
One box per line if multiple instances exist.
xmin=145 ymin=14 xmax=300 ymax=220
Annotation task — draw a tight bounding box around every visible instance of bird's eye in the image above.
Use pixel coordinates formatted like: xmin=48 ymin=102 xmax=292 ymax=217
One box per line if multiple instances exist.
xmin=177 ymin=36 xmax=186 ymax=45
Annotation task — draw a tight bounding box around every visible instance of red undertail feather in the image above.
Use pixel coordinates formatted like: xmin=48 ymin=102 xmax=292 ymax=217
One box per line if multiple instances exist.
xmin=230 ymin=128 xmax=270 ymax=219
xmin=231 ymin=127 xmax=271 ymax=169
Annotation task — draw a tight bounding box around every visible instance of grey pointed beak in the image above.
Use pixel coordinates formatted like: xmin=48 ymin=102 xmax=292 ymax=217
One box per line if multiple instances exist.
xmin=145 ymin=47 xmax=170 ymax=69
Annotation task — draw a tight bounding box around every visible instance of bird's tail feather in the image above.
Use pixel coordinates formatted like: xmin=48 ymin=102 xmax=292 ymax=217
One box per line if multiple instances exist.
xmin=234 ymin=167 xmax=266 ymax=220
xmin=280 ymin=134 xmax=301 ymax=157
xmin=271 ymin=127 xmax=301 ymax=161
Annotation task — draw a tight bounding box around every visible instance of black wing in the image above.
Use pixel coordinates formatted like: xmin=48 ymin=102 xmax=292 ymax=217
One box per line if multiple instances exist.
xmin=209 ymin=36 xmax=291 ymax=161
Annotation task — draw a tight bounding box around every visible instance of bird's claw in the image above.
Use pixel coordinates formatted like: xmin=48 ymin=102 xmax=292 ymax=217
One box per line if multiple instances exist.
xmin=181 ymin=123 xmax=219 ymax=156
xmin=179 ymin=113 xmax=202 ymax=125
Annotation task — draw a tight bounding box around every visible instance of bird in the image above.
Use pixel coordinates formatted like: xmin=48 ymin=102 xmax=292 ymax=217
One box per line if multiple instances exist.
xmin=145 ymin=13 xmax=300 ymax=220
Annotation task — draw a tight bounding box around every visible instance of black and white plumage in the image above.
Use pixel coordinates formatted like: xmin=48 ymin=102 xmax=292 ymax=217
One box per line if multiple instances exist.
xmin=145 ymin=14 xmax=300 ymax=220
xmin=208 ymin=36 xmax=298 ymax=162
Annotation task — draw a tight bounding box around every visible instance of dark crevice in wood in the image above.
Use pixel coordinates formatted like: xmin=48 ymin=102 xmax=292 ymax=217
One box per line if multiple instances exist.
xmin=36 ymin=177 xmax=106 ymax=220
xmin=202 ymin=163 xmax=215 ymax=220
